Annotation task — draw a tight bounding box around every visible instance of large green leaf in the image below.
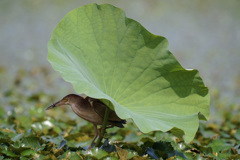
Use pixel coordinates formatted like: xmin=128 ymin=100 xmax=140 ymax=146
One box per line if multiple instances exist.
xmin=48 ymin=3 xmax=209 ymax=143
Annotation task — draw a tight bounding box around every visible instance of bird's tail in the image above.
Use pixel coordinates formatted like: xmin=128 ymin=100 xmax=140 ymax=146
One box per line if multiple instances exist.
xmin=120 ymin=120 xmax=126 ymax=124
xmin=109 ymin=119 xmax=126 ymax=128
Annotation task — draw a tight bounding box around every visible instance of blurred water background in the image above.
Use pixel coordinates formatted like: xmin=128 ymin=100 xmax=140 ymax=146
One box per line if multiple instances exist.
xmin=0 ymin=0 xmax=239 ymax=108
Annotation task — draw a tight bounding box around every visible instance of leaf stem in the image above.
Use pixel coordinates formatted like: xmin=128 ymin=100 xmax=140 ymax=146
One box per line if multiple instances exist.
xmin=95 ymin=107 xmax=110 ymax=147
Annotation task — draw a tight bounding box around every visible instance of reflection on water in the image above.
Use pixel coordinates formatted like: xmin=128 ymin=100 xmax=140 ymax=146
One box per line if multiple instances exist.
xmin=0 ymin=0 xmax=240 ymax=104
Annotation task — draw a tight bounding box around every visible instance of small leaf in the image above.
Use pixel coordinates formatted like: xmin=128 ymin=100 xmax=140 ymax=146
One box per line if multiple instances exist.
xmin=59 ymin=140 xmax=67 ymax=149
xmin=86 ymin=148 xmax=108 ymax=159
xmin=69 ymin=152 xmax=82 ymax=160
xmin=234 ymin=129 xmax=240 ymax=140
xmin=19 ymin=156 xmax=28 ymax=160
xmin=127 ymin=150 xmax=138 ymax=159
xmin=22 ymin=136 xmax=41 ymax=148
xmin=124 ymin=132 xmax=144 ymax=143
xmin=21 ymin=149 xmax=36 ymax=157
xmin=11 ymin=133 xmax=23 ymax=142
xmin=1 ymin=148 xmax=18 ymax=157
xmin=103 ymin=156 xmax=119 ymax=160
xmin=53 ymin=126 xmax=62 ymax=134
xmin=207 ymin=139 xmax=232 ymax=153
xmin=41 ymin=135 xmax=64 ymax=146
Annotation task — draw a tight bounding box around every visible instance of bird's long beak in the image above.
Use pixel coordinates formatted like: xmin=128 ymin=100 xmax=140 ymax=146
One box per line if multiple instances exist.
xmin=46 ymin=99 xmax=67 ymax=110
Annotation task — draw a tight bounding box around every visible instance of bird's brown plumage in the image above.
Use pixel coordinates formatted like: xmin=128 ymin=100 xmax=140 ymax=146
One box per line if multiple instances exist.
xmin=85 ymin=96 xmax=125 ymax=127
xmin=46 ymin=94 xmax=126 ymax=149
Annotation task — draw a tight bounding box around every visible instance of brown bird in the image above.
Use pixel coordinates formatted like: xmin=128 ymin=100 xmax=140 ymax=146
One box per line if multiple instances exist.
xmin=46 ymin=94 xmax=126 ymax=149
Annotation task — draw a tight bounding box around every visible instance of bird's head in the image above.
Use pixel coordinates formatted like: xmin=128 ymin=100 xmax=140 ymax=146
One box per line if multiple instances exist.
xmin=46 ymin=94 xmax=81 ymax=110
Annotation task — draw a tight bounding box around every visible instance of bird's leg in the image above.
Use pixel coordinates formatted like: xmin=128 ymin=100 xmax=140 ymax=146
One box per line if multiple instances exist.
xmin=98 ymin=128 xmax=104 ymax=139
xmin=98 ymin=125 xmax=113 ymax=139
xmin=88 ymin=124 xmax=98 ymax=150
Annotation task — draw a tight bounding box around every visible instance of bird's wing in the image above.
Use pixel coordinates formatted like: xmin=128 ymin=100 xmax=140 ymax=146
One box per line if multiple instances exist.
xmin=85 ymin=97 xmax=123 ymax=122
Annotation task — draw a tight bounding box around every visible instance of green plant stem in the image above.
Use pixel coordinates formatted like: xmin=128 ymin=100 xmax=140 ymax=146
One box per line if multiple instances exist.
xmin=95 ymin=107 xmax=110 ymax=147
